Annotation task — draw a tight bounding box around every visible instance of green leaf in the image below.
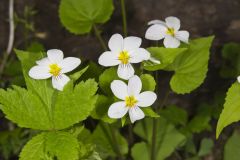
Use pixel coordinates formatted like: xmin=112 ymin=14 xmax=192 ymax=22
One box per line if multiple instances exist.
xmin=160 ymin=105 xmax=188 ymax=126
xmin=220 ymin=43 xmax=240 ymax=78
xmin=198 ymin=138 xmax=214 ymax=156
xmin=0 ymin=86 xmax=52 ymax=130
xmin=142 ymin=108 xmax=159 ymax=118
xmin=99 ymin=68 xmax=118 ymax=95
xmin=169 ymin=36 xmax=214 ymax=94
xmin=26 ymin=41 xmax=45 ymax=52
xmin=53 ymin=79 xmax=98 ymax=129
xmin=19 ymin=131 xmax=80 ymax=160
xmin=140 ymin=74 xmax=156 ymax=91
xmin=81 ymin=61 xmax=104 ymax=81
xmin=143 ymin=47 xmax=187 ymax=71
xmin=131 ymin=142 xmax=149 ymax=160
xmin=186 ymin=114 xmax=211 ymax=133
xmin=216 ymin=82 xmax=240 ymax=138
xmin=59 ymin=0 xmax=114 ymax=34
xmin=69 ymin=65 xmax=89 ymax=82
xmin=91 ymin=95 xmax=116 ymax=123
xmin=91 ymin=123 xmax=128 ymax=159
xmin=132 ymin=117 xmax=186 ymax=160
xmin=224 ymin=130 xmax=240 ymax=160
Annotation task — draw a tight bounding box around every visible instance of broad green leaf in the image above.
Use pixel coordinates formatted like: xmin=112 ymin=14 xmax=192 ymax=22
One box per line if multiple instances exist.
xmin=169 ymin=36 xmax=214 ymax=94
xmin=0 ymin=86 xmax=52 ymax=130
xmin=99 ymin=68 xmax=118 ymax=95
xmin=224 ymin=130 xmax=240 ymax=160
xmin=53 ymin=79 xmax=98 ymax=129
xmin=91 ymin=123 xmax=128 ymax=159
xmin=216 ymin=82 xmax=240 ymax=138
xmin=160 ymin=105 xmax=188 ymax=126
xmin=143 ymin=47 xmax=187 ymax=71
xmin=198 ymin=138 xmax=214 ymax=156
xmin=91 ymin=95 xmax=116 ymax=123
xmin=20 ymin=131 xmax=80 ymax=160
xmin=220 ymin=43 xmax=240 ymax=78
xmin=132 ymin=117 xmax=186 ymax=160
xmin=59 ymin=0 xmax=114 ymax=34
xmin=140 ymin=74 xmax=156 ymax=91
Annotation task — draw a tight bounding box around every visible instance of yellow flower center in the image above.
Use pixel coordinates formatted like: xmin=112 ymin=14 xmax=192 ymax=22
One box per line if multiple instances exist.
xmin=118 ymin=51 xmax=130 ymax=64
xmin=125 ymin=96 xmax=138 ymax=108
xmin=166 ymin=28 xmax=175 ymax=36
xmin=49 ymin=64 xmax=61 ymax=77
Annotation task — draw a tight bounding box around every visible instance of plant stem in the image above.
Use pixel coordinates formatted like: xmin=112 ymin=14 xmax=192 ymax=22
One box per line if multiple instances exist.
xmin=93 ymin=24 xmax=107 ymax=51
xmin=7 ymin=0 xmax=14 ymax=55
xmin=150 ymin=118 xmax=157 ymax=160
xmin=0 ymin=0 xmax=14 ymax=79
xmin=108 ymin=124 xmax=124 ymax=160
xmin=128 ymin=123 xmax=134 ymax=146
xmin=120 ymin=0 xmax=127 ymax=36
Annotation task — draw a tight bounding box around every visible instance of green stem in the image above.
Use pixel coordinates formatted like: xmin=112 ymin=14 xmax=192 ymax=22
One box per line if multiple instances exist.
xmin=120 ymin=0 xmax=127 ymax=36
xmin=150 ymin=118 xmax=157 ymax=160
xmin=93 ymin=24 xmax=107 ymax=51
xmin=108 ymin=124 xmax=124 ymax=160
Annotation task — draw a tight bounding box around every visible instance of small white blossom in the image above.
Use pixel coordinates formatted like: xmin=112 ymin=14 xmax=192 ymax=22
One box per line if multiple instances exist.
xmin=29 ymin=49 xmax=81 ymax=91
xmin=145 ymin=16 xmax=190 ymax=48
xmin=98 ymin=34 xmax=150 ymax=80
xmin=108 ymin=75 xmax=157 ymax=123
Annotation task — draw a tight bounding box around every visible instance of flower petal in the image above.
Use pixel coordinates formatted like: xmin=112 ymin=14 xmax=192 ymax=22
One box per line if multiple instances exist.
xmin=117 ymin=64 xmax=135 ymax=80
xmin=36 ymin=58 xmax=51 ymax=66
xmin=123 ymin=36 xmax=142 ymax=51
xmin=108 ymin=101 xmax=128 ymax=118
xmin=237 ymin=76 xmax=240 ymax=83
xmin=149 ymin=57 xmax=161 ymax=64
xmin=129 ymin=48 xmax=150 ymax=63
xmin=52 ymin=74 xmax=70 ymax=91
xmin=108 ymin=34 xmax=123 ymax=53
xmin=148 ymin=19 xmax=166 ymax=26
xmin=163 ymin=35 xmax=180 ymax=48
xmin=137 ymin=91 xmax=157 ymax=107
xmin=165 ymin=16 xmax=180 ymax=31
xmin=29 ymin=66 xmax=51 ymax=79
xmin=128 ymin=75 xmax=142 ymax=96
xmin=47 ymin=49 xmax=64 ymax=63
xmin=98 ymin=51 xmax=120 ymax=67
xmin=111 ymin=80 xmax=128 ymax=100
xmin=175 ymin=30 xmax=189 ymax=43
xmin=59 ymin=57 xmax=81 ymax=73
xmin=145 ymin=24 xmax=167 ymax=41
xmin=129 ymin=106 xmax=145 ymax=123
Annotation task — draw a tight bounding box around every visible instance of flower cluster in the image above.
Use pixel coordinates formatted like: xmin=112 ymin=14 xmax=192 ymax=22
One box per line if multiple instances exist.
xmin=28 ymin=16 xmax=189 ymax=123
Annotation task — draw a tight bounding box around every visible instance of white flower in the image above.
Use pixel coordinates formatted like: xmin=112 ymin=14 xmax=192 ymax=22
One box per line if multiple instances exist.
xmin=98 ymin=34 xmax=150 ymax=80
xmin=108 ymin=75 xmax=157 ymax=123
xmin=29 ymin=49 xmax=81 ymax=91
xmin=145 ymin=16 xmax=190 ymax=48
